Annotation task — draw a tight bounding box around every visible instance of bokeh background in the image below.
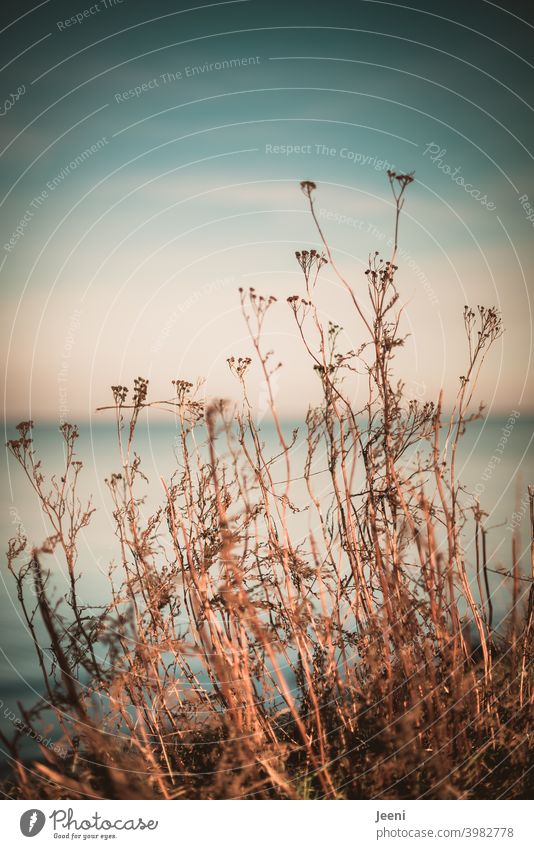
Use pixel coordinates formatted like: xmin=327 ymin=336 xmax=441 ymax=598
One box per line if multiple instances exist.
xmin=1 ymin=0 xmax=533 ymax=760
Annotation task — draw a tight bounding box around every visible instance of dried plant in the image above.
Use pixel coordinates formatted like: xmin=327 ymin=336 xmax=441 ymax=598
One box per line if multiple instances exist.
xmin=3 ymin=175 xmax=532 ymax=801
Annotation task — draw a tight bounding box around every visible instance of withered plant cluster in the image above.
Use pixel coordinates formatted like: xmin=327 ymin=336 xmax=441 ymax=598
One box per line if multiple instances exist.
xmin=3 ymin=175 xmax=533 ymax=800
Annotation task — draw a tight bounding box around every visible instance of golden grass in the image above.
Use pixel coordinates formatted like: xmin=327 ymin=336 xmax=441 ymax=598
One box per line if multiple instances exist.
xmin=3 ymin=175 xmax=533 ymax=799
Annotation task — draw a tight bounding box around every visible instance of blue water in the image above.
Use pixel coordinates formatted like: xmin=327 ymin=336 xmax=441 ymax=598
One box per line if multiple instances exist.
xmin=1 ymin=415 xmax=532 ymax=760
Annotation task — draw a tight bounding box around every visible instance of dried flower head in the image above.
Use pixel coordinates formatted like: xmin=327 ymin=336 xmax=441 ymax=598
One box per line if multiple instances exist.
xmin=300 ymin=180 xmax=317 ymax=198
xmin=227 ymin=356 xmax=252 ymax=379
xmin=111 ymin=385 xmax=128 ymax=405
xmin=133 ymin=376 xmax=149 ymax=407
xmin=295 ymin=248 xmax=328 ymax=283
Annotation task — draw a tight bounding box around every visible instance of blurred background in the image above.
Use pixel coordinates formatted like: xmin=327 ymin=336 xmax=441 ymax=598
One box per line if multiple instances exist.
xmin=1 ymin=0 xmax=533 ymax=760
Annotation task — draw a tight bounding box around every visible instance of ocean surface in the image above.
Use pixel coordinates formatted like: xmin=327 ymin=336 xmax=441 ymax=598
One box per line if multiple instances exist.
xmin=1 ymin=415 xmax=532 ymax=760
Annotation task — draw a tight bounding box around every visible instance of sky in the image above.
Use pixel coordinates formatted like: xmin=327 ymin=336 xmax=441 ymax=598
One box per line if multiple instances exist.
xmin=1 ymin=0 xmax=533 ymax=422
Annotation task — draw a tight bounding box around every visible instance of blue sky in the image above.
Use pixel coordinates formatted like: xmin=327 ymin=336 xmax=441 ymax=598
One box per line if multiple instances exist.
xmin=1 ymin=0 xmax=533 ymax=420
